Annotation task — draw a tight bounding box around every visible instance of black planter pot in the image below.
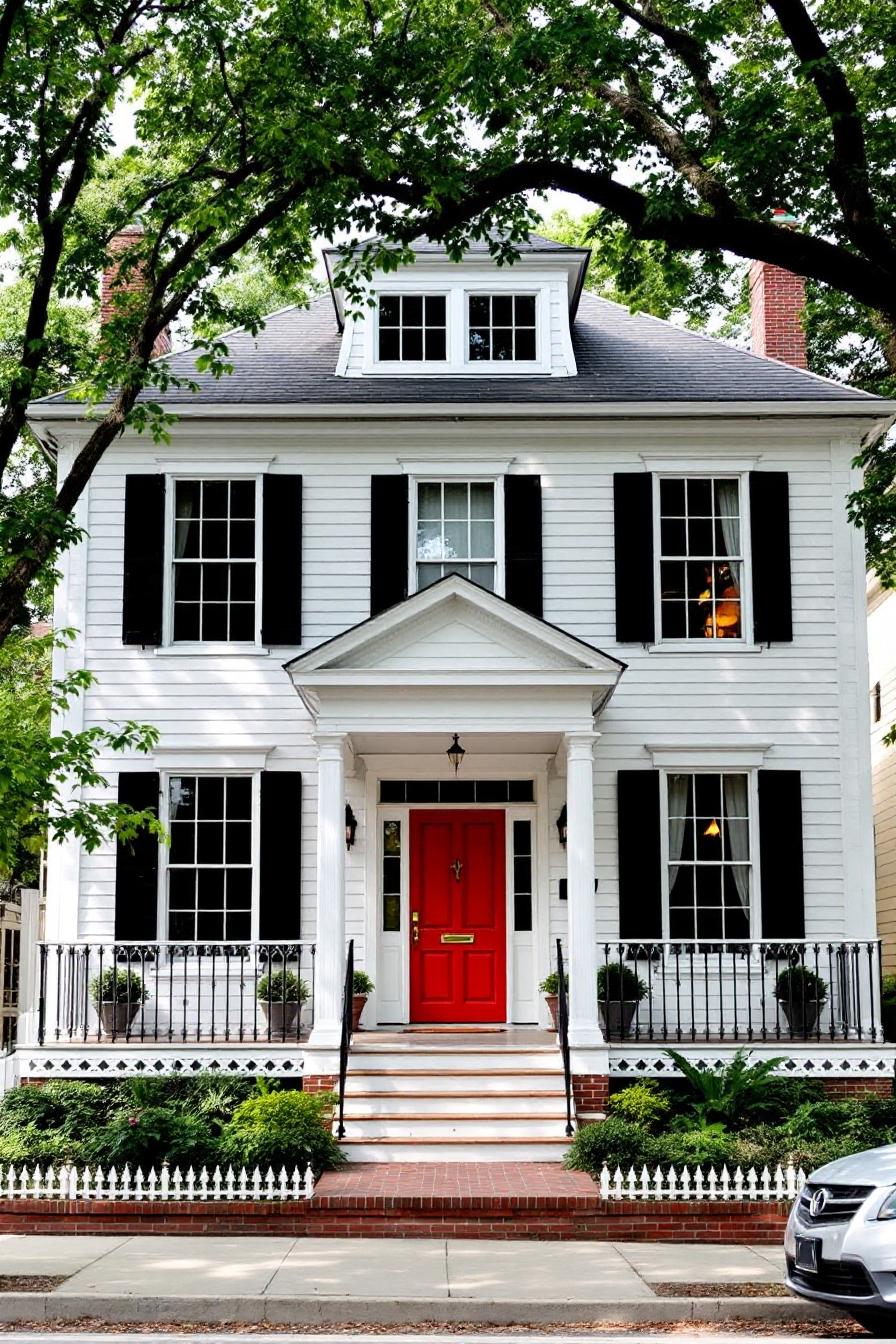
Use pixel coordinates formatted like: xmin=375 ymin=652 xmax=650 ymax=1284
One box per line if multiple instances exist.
xmin=777 ymin=998 xmax=822 ymax=1037
xmin=882 ymin=1002 xmax=896 ymax=1043
xmin=98 ymin=1000 xmax=141 ymax=1036
xmin=598 ymin=1000 xmax=640 ymax=1038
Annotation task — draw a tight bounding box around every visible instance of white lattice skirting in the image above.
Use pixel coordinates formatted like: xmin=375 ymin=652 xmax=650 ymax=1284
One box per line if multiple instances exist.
xmin=19 ymin=1048 xmax=305 ymax=1078
xmin=610 ymin=1043 xmax=896 ymax=1077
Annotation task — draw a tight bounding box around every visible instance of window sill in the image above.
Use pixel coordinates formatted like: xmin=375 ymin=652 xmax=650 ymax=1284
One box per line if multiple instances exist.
xmin=646 ymin=642 xmax=764 ymax=654
xmin=154 ymin=644 xmax=272 ymax=657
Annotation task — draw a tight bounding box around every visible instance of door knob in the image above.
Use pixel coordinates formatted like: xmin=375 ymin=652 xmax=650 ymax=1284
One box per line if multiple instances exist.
xmin=412 ymin=910 xmax=419 ymax=944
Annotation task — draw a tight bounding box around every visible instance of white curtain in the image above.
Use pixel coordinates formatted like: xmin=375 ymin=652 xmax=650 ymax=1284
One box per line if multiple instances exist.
xmin=174 ymin=493 xmax=195 ymax=560
xmin=667 ymin=774 xmax=690 ymax=895
xmin=723 ymin=773 xmax=750 ymax=915
xmin=715 ymin=480 xmax=740 ymax=564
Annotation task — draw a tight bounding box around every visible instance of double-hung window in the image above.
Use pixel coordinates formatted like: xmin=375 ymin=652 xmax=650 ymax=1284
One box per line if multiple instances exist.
xmin=666 ymin=772 xmax=751 ymax=940
xmin=658 ymin=477 xmax=743 ymax=640
xmin=468 ymin=294 xmax=537 ymax=362
xmin=415 ymin=480 xmax=497 ymax=591
xmin=167 ymin=775 xmax=253 ymax=942
xmin=172 ymin=479 xmax=258 ymax=642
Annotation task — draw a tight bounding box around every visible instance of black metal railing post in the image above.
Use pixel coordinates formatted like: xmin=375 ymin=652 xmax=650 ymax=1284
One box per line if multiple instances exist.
xmin=556 ymin=939 xmax=574 ymax=1137
xmin=336 ymin=939 xmax=354 ymax=1140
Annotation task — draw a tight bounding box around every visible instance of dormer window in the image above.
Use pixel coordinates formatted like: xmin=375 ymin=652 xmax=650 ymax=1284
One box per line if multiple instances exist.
xmin=377 ymin=294 xmax=447 ymax=362
xmin=468 ymin=294 xmax=537 ymax=362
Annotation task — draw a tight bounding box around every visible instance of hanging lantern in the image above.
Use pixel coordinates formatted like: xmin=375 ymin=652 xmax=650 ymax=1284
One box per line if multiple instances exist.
xmin=446 ymin=733 xmax=466 ymax=774
xmin=556 ymin=805 xmax=568 ymax=848
xmin=345 ymin=804 xmax=358 ymax=849
xmin=704 ymin=817 xmax=721 ymax=838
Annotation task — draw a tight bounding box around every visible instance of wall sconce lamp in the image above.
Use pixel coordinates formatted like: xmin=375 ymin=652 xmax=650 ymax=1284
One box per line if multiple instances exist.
xmin=446 ymin=733 xmax=466 ymax=774
xmin=556 ymin=804 xmax=568 ymax=848
xmin=345 ymin=804 xmax=358 ymax=850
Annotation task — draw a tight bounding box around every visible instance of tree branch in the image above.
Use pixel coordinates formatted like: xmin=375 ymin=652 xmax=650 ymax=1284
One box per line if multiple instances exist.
xmin=767 ymin=0 xmax=896 ymax=271
xmin=606 ymin=0 xmax=722 ymax=136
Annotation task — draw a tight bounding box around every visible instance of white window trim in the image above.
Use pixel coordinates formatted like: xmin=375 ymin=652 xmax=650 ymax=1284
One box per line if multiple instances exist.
xmin=651 ymin=470 xmax=754 ymax=649
xmin=162 ymin=473 xmax=264 ymax=649
xmin=157 ymin=769 xmax=262 ymax=947
xmin=360 ymin=281 xmax=553 ymax=377
xmin=658 ymin=766 xmax=761 ymax=942
xmin=407 ymin=473 xmax=506 ymax=597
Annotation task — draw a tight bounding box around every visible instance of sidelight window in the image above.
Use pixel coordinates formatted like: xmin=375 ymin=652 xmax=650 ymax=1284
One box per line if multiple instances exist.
xmin=666 ymin=772 xmax=751 ymax=940
xmin=382 ymin=820 xmax=402 ymax=933
xmin=658 ymin=477 xmax=743 ymax=640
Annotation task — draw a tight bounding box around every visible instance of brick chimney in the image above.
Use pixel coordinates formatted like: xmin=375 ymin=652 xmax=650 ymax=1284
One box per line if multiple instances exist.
xmin=100 ymin=225 xmax=171 ymax=358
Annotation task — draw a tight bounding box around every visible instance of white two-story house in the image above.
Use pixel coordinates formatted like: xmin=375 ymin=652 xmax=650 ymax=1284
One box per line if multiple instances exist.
xmin=19 ymin=234 xmax=896 ymax=1160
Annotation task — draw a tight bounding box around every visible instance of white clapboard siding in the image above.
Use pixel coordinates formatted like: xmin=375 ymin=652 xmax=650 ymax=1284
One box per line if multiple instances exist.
xmin=46 ymin=413 xmax=875 ymax=958
xmin=869 ymin=585 xmax=896 ymax=972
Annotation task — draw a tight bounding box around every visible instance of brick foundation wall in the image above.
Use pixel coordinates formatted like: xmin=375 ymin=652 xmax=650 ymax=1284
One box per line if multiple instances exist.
xmin=573 ymin=1074 xmax=609 ymax=1117
xmin=303 ymin=1074 xmax=337 ymax=1094
xmin=818 ymin=1077 xmax=893 ymax=1099
xmin=0 ymin=1196 xmax=790 ymax=1241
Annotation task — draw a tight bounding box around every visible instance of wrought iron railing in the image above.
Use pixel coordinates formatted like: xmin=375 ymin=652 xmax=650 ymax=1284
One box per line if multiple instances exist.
xmin=336 ymin=938 xmax=354 ymax=1140
xmin=35 ymin=942 xmax=316 ymax=1045
xmin=598 ymin=940 xmax=883 ymax=1043
xmin=555 ymin=938 xmax=574 ymax=1136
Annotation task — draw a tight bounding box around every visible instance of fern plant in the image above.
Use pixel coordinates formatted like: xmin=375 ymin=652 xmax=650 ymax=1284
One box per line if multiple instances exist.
xmin=665 ymin=1047 xmax=786 ymax=1127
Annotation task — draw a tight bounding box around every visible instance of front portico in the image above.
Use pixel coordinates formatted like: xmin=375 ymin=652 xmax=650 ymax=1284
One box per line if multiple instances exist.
xmin=285 ymin=576 xmax=624 ymax=1061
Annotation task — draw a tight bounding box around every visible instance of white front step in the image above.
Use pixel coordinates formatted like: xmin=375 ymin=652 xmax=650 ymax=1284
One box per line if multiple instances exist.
xmin=340 ymin=1137 xmax=571 ymax=1162
xmin=344 ymin=1114 xmax=568 ymax=1139
xmin=345 ymin=1069 xmax=563 ymax=1094
xmin=346 ymin=1090 xmax=567 ymax=1115
xmin=349 ymin=1047 xmax=557 ymax=1072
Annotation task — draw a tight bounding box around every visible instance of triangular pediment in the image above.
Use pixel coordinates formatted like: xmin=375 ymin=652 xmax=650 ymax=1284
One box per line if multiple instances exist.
xmin=286 ymin=575 xmax=623 ymax=680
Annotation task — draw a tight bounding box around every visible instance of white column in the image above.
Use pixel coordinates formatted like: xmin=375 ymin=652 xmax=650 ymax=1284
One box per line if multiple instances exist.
xmin=565 ymin=732 xmax=603 ymax=1048
xmin=308 ymin=732 xmax=347 ymax=1049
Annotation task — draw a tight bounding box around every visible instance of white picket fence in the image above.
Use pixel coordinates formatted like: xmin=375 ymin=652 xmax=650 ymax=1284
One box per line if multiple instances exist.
xmin=0 ymin=1162 xmax=315 ymax=1202
xmin=597 ymin=1161 xmax=807 ymax=1201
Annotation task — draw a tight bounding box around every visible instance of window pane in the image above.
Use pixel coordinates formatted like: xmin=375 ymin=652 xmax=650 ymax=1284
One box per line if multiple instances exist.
xmin=425 ymin=328 xmax=446 ymax=360
xmin=203 ymin=480 xmax=229 ymax=518
xmin=417 ymin=563 xmax=442 ymax=590
xmin=403 ymin=295 xmax=423 ymax=326
xmin=687 ymin=478 xmax=712 ymax=515
xmin=201 ymin=604 xmax=228 ymax=642
xmin=444 ymin=482 xmax=468 ymax=518
xmin=169 ymin=910 xmax=195 ymax=940
xmin=226 ymin=777 xmax=252 ymax=819
xmin=169 ymin=822 xmax=195 ymax=865
xmin=230 ymin=480 xmax=255 ymax=518
xmin=492 ymin=295 xmax=513 ymax=325
xmin=203 ymin=565 xmax=228 ymax=602
xmin=688 ymin=516 xmax=713 ymax=555
xmin=469 ymin=329 xmax=490 ymax=359
xmin=176 ymin=480 xmax=201 ymax=519
xmin=230 ymin=564 xmax=255 ymax=602
xmin=379 ymin=295 xmax=400 ymax=326
xmin=174 ymin=564 xmax=200 ymax=600
xmin=470 ymin=521 xmax=494 ymax=557
xmin=173 ymin=603 xmax=200 ymax=641
xmin=661 ymin=601 xmax=686 ymax=639
xmin=198 ymin=868 xmax=226 ymax=909
xmin=492 ymin=328 xmax=514 ymax=360
xmin=225 ymin=822 xmax=251 ymax=865
xmin=229 ymin=520 xmax=254 ymax=559
xmin=470 ymin=483 xmax=494 ymax=519
xmin=169 ymin=868 xmax=195 ymax=908
xmin=659 ymin=478 xmax=685 ymax=514
xmin=469 ymin=563 xmax=495 ymax=590
xmin=660 ymin=518 xmax=686 ymax=555
xmin=383 ymin=820 xmax=401 ymax=931
xmin=170 ymin=776 xmax=196 ymax=819
xmin=383 ymin=894 xmax=401 ymax=933
xmin=515 ymin=328 xmax=536 ymax=360
xmin=444 ymin=520 xmax=468 ymax=559
xmin=197 ymin=822 xmax=224 ymax=864
xmin=175 ymin=519 xmax=200 ymax=558
xmin=425 ymin=295 xmax=446 ymax=324
xmin=378 ymin=328 xmax=400 ymax=360
xmin=228 ymin=603 xmax=255 ymax=641
xmin=227 ymin=910 xmax=251 ymax=941
xmin=402 ymin=328 xmax=423 ymax=361
xmin=418 ymin=482 xmax=441 ymax=518
xmin=202 ymin=520 xmax=227 ymax=559
xmin=416 ymin=520 xmax=442 ymax=560
xmin=227 ymin=868 xmax=252 ymax=908
xmin=515 ymin=295 xmax=536 ymax=325
xmin=469 ymin=295 xmax=490 ymax=325
xmin=694 ymin=774 xmax=721 ymax=815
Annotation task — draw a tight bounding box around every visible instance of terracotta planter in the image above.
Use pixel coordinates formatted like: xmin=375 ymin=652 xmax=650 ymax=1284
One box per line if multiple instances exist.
xmin=352 ymin=993 xmax=368 ymax=1032
xmin=777 ymin=998 xmax=822 ymax=1037
xmin=98 ymin=1000 xmax=141 ymax=1036
xmin=598 ymin=999 xmax=640 ymax=1039
xmin=260 ymin=999 xmax=300 ymax=1039
xmin=544 ymin=994 xmax=559 ymax=1030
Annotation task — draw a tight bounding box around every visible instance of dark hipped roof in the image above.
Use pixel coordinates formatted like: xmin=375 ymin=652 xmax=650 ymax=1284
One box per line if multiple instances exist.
xmin=38 ymin=290 xmax=877 ymax=407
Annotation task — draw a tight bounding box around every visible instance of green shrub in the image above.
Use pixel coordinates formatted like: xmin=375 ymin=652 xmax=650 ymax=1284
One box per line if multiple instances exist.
xmin=353 ymin=971 xmax=374 ymax=995
xmin=664 ymin=1124 xmax=736 ymax=1167
xmin=564 ymin=1117 xmax=667 ymax=1173
xmin=665 ymin=1048 xmax=786 ymax=1126
xmin=752 ymin=1077 xmax=826 ymax=1125
xmin=90 ymin=968 xmax=147 ymax=1005
xmin=597 ymin=961 xmax=647 ymax=1002
xmin=218 ymin=1090 xmax=345 ymax=1175
xmin=783 ymin=1100 xmax=857 ymax=1142
xmin=0 ymin=1081 xmax=109 ymax=1166
xmin=774 ymin=965 xmax=828 ymax=1004
xmin=608 ymin=1081 xmax=670 ymax=1130
xmin=102 ymin=1106 xmax=217 ymax=1169
xmin=538 ymin=972 xmax=567 ymax=994
xmin=256 ymin=971 xmax=309 ymax=1003
xmin=882 ymin=974 xmax=896 ymax=1006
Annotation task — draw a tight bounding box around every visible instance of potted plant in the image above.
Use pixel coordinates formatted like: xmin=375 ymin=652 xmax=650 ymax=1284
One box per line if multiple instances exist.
xmin=90 ymin=967 xmax=147 ymax=1036
xmin=597 ymin=961 xmax=647 ymax=1038
xmin=257 ymin=970 xmax=309 ymax=1037
xmin=882 ymin=975 xmax=896 ymax=1043
xmin=774 ymin=964 xmax=828 ymax=1036
xmin=352 ymin=970 xmax=374 ymax=1031
xmin=538 ymin=972 xmax=568 ymax=1030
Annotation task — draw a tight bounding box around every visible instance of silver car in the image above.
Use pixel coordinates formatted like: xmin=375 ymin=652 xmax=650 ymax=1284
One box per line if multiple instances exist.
xmin=785 ymin=1144 xmax=896 ymax=1335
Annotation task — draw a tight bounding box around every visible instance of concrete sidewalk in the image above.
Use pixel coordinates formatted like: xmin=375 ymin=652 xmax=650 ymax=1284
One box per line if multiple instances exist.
xmin=0 ymin=1234 xmax=834 ymax=1326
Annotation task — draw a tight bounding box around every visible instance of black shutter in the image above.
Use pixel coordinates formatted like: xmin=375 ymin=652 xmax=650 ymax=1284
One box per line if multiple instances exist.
xmin=750 ymin=472 xmax=793 ymax=643
xmin=758 ymin=770 xmax=804 ymax=938
xmin=261 ymin=474 xmax=302 ymax=645
xmin=504 ymin=475 xmax=543 ymax=617
xmin=122 ymin=475 xmax=165 ymax=645
xmin=617 ymin=771 xmax=663 ymax=939
xmin=614 ymin=473 xmax=654 ymax=642
xmin=115 ymin=772 xmax=160 ymax=941
xmin=259 ymin=771 xmax=302 ymax=940
xmin=370 ymin=475 xmax=409 ymax=615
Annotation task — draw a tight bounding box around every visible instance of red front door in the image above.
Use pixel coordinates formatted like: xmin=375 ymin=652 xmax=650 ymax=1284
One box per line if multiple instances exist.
xmin=409 ymin=810 xmax=506 ymax=1023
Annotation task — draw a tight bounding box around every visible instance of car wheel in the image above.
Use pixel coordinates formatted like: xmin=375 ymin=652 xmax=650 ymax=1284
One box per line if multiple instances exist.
xmin=849 ymin=1309 xmax=896 ymax=1336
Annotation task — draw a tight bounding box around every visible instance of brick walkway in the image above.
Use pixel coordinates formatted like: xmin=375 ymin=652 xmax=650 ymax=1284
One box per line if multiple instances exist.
xmin=315 ymin=1162 xmax=600 ymax=1199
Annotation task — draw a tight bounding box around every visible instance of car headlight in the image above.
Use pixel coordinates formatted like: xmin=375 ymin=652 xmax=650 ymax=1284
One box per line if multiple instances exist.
xmin=877 ymin=1187 xmax=896 ymax=1220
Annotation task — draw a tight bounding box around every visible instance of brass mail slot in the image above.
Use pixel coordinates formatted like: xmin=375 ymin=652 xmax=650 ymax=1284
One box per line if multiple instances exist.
xmin=441 ymin=933 xmax=475 ymax=944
